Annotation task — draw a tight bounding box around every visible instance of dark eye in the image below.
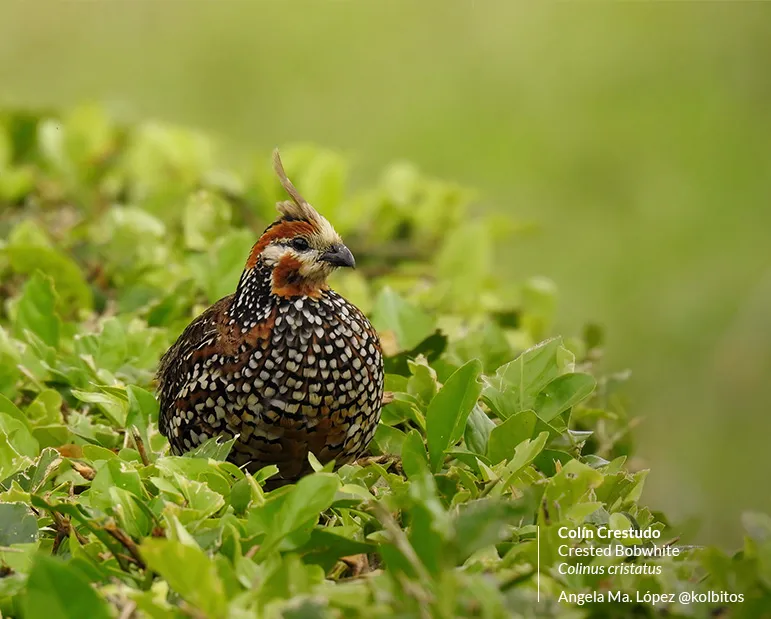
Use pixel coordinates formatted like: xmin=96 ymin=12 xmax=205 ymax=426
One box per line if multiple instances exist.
xmin=291 ymin=237 xmax=310 ymax=252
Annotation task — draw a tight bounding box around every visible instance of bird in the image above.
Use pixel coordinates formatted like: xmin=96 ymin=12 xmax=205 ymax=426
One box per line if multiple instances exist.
xmin=156 ymin=150 xmax=384 ymax=484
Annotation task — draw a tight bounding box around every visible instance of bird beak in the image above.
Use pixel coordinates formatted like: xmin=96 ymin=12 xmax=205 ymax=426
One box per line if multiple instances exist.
xmin=319 ymin=244 xmax=356 ymax=269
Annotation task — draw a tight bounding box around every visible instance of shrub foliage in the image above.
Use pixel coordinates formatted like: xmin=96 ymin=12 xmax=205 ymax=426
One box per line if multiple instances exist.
xmin=0 ymin=106 xmax=768 ymax=618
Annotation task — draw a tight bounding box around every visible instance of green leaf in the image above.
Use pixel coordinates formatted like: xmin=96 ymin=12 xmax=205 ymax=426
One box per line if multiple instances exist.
xmin=0 ymin=394 xmax=28 ymax=427
xmin=154 ymin=457 xmax=234 ymax=501
xmin=126 ymin=385 xmax=159 ymax=444
xmin=0 ymin=431 xmax=33 ymax=480
xmin=543 ymin=458 xmax=604 ymax=519
xmin=533 ymin=372 xmax=596 ymax=422
xmin=108 ymin=487 xmax=153 ymax=538
xmin=96 ymin=206 xmax=169 ymax=286
xmin=185 ymin=434 xmax=237 ymax=461
xmin=229 ymin=477 xmax=252 ymax=515
xmin=26 ymin=389 xmax=64 ymax=427
xmin=7 ymin=219 xmax=52 ymax=248
xmin=481 ymin=338 xmax=571 ymax=419
xmin=379 ymin=394 xmax=424 ymax=429
xmin=383 ymin=331 xmax=448 ymax=376
xmin=453 ymin=498 xmax=530 ymax=561
xmin=141 ymin=538 xmax=228 ymax=619
xmin=371 ymin=287 xmax=435 ymax=352
xmin=176 ymin=476 xmax=226 ymax=520
xmin=13 ymin=272 xmax=61 ymax=348
xmin=279 ymin=473 xmax=340 ymax=533
xmin=22 ymin=554 xmax=112 ymax=619
xmin=498 ymin=432 xmax=549 ymax=489
xmin=6 ymin=245 xmax=92 ymax=313
xmin=77 ymin=317 xmax=128 ymax=373
xmin=300 ymin=528 xmax=377 ymax=572
xmin=486 ymin=410 xmax=538 ymax=465
xmin=533 ymin=449 xmax=573 ymax=477
xmin=255 ymin=553 xmax=325 ymax=608
xmin=406 ymin=356 xmax=439 ymax=407
xmin=71 ymin=388 xmax=128 ymax=426
xmin=401 ymin=429 xmax=430 ymax=480
xmin=426 ymin=359 xmax=483 ymax=472
xmin=259 ymin=473 xmax=341 ymax=555
xmin=407 ymin=471 xmax=449 ymax=575
xmin=371 ymin=424 xmax=408 ymax=456
xmin=0 ymin=348 xmax=21 ymax=400
xmin=464 ymin=405 xmax=495 ymax=456
xmin=0 ymin=502 xmax=38 ymax=545
xmin=90 ymin=459 xmax=145 ymax=511
xmin=0 ymin=412 xmax=39 ymax=458
xmin=28 ymin=447 xmax=63 ymax=492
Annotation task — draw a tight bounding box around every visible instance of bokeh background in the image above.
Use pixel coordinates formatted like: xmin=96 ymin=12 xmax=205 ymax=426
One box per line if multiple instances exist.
xmin=1 ymin=2 xmax=769 ymax=547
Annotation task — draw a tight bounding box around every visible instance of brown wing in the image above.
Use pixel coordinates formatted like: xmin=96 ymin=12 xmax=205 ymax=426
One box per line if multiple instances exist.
xmin=156 ymin=295 xmax=232 ymax=437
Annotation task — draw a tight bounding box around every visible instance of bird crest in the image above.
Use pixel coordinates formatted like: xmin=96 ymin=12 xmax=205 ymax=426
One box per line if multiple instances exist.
xmin=272 ymin=149 xmax=324 ymax=226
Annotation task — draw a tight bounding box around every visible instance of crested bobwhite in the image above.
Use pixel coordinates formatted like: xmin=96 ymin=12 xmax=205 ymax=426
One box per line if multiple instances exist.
xmin=156 ymin=150 xmax=384 ymax=484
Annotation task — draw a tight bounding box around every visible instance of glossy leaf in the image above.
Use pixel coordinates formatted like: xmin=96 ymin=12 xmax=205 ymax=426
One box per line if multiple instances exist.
xmin=534 ymin=372 xmax=596 ymax=422
xmin=464 ymin=404 xmax=495 ymax=456
xmin=426 ymin=359 xmax=483 ymax=472
xmin=486 ymin=410 xmax=538 ymax=465
xmin=453 ymin=498 xmax=531 ymax=561
xmin=141 ymin=538 xmax=228 ymax=619
xmin=371 ymin=287 xmax=436 ymax=352
xmin=0 ymin=503 xmax=38 ymax=546
xmin=13 ymin=273 xmax=61 ymax=348
xmin=481 ymin=338 xmax=573 ymax=419
xmin=22 ymin=555 xmax=112 ymax=619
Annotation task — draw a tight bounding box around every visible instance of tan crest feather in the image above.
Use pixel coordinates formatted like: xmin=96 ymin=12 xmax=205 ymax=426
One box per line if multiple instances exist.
xmin=272 ymin=149 xmax=321 ymax=223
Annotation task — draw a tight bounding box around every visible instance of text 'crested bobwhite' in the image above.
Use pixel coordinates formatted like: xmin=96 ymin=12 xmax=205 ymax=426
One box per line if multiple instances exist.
xmin=156 ymin=150 xmax=384 ymax=484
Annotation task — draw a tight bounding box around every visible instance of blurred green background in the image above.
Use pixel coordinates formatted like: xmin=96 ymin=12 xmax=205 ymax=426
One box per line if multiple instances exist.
xmin=1 ymin=3 xmax=769 ymax=547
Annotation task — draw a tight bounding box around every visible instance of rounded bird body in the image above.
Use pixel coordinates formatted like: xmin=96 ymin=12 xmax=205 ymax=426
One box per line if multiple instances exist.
xmin=156 ymin=151 xmax=384 ymax=483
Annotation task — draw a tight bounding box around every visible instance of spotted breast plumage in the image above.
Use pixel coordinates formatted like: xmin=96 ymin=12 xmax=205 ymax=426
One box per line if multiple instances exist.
xmin=156 ymin=150 xmax=384 ymax=484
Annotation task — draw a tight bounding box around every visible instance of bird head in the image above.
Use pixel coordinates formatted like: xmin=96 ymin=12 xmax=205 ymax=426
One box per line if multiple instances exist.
xmin=244 ymin=150 xmax=355 ymax=298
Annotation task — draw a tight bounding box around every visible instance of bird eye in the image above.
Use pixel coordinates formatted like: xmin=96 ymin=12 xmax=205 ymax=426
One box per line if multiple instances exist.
xmin=291 ymin=237 xmax=310 ymax=251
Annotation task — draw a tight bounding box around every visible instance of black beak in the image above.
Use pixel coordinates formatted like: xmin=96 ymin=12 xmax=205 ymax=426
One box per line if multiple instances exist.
xmin=319 ymin=244 xmax=356 ymax=269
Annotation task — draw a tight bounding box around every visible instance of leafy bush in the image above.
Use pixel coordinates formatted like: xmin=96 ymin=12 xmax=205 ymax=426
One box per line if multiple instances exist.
xmin=0 ymin=106 xmax=769 ymax=618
